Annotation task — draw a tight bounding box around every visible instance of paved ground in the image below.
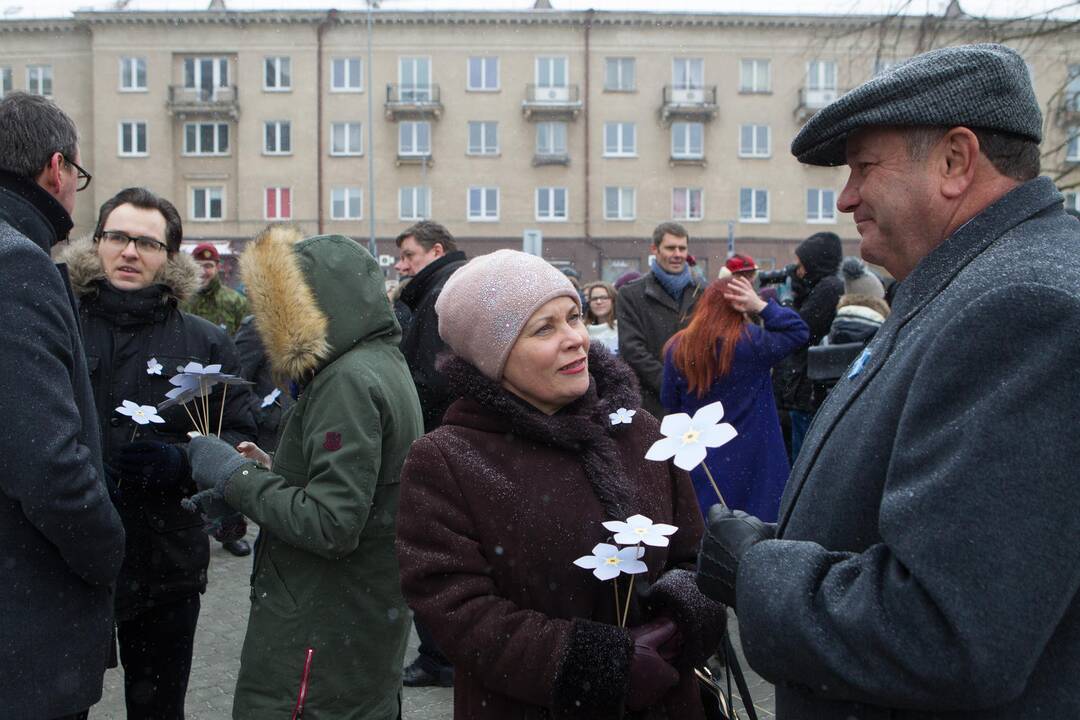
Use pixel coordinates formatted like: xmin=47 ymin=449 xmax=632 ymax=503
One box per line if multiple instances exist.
xmin=91 ymin=526 xmax=774 ymax=719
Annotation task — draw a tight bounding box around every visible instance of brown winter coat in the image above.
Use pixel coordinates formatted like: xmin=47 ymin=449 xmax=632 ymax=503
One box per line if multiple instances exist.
xmin=396 ymin=347 xmax=725 ymax=720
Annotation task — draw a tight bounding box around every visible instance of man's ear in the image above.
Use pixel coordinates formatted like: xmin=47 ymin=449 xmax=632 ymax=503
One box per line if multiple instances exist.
xmin=36 ymin=152 xmax=65 ymax=196
xmin=938 ymin=127 xmax=979 ymax=200
xmin=431 ymin=242 xmax=445 ymax=258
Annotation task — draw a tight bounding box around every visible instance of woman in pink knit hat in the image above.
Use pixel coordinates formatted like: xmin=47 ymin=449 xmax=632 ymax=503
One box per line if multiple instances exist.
xmin=396 ymin=249 xmax=726 ymax=720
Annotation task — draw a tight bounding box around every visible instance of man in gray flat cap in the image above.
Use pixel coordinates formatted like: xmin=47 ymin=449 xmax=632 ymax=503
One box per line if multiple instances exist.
xmin=697 ymin=44 xmax=1080 ymax=719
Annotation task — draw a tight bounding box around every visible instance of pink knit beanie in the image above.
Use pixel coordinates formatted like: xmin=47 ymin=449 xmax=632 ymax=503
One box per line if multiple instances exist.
xmin=436 ymin=249 xmax=581 ymax=380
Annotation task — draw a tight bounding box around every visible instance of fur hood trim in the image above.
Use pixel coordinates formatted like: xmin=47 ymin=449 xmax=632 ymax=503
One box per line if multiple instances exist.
xmin=838 ymin=293 xmax=891 ymax=319
xmin=56 ymin=234 xmax=201 ymax=302
xmin=439 ymin=346 xmax=641 ymax=519
xmin=239 ymin=224 xmax=329 ymax=381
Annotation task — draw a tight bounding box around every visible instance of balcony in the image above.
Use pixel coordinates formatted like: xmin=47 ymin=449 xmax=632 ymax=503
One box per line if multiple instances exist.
xmin=659 ymin=86 xmax=718 ymax=123
xmin=395 ymin=152 xmax=433 ymax=168
xmin=167 ymin=85 xmax=239 ymax=120
xmin=669 ymin=152 xmax=706 ymax=168
xmin=532 ymin=152 xmax=570 ymax=167
xmin=385 ymin=84 xmax=443 ymax=120
xmin=1056 ymin=92 xmax=1080 ymax=126
xmin=522 ymin=84 xmax=582 ymax=120
xmin=795 ymin=87 xmax=841 ymax=122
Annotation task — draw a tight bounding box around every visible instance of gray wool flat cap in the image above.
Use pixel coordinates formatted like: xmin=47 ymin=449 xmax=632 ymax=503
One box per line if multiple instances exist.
xmin=791 ymin=43 xmax=1042 ymax=166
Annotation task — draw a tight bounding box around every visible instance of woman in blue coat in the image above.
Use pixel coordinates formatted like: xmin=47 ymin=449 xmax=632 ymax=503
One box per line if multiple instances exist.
xmin=661 ymin=276 xmax=808 ymax=521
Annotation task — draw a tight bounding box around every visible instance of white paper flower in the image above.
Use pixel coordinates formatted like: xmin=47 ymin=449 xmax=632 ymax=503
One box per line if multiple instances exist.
xmin=261 ymin=388 xmax=282 ymax=408
xmin=644 ymin=401 xmax=737 ymax=471
xmin=602 ymin=514 xmax=678 ymax=548
xmin=177 ymin=361 xmax=223 ymax=376
xmin=146 ymin=358 xmax=163 ymax=375
xmin=158 ymin=386 xmax=197 ymax=410
xmin=116 ymin=399 xmax=165 ymax=425
xmin=572 ymin=543 xmax=647 ymax=581
xmin=609 ymin=408 xmax=636 ymax=426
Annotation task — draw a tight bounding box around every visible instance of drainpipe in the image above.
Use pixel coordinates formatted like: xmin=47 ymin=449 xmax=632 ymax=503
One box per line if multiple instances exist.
xmin=316 ymin=10 xmax=338 ymax=235
xmin=583 ymin=9 xmax=602 ymax=279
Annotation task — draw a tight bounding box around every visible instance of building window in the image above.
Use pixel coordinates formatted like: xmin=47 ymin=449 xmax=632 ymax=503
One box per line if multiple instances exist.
xmin=739 ymin=59 xmax=770 ymax=93
xmin=467 ymin=121 xmax=498 ymax=156
xmin=1068 ymin=127 xmax=1080 ymax=162
xmin=118 ymin=121 xmax=147 ymax=157
xmin=399 ymin=186 xmax=431 ymax=220
xmin=673 ymin=187 xmax=703 ymax=221
xmin=673 ymin=58 xmax=704 ymax=90
xmin=263 ymin=121 xmax=292 ymax=155
xmin=184 ymin=57 xmax=228 ymax=94
xmin=739 ymin=188 xmax=769 ymax=223
xmin=183 ymin=122 xmax=229 ymax=155
xmin=330 ymin=186 xmax=362 ymax=220
xmin=0 ymin=67 xmax=10 ymax=98
xmin=603 ymin=122 xmax=636 ymax=157
xmin=1067 ymin=64 xmax=1080 ymax=111
xmin=806 ymin=60 xmax=838 ymax=106
xmin=264 ymin=56 xmax=291 ymax=91
xmin=27 ymin=65 xmax=52 ymax=96
xmin=807 ymin=188 xmax=836 ymax=223
xmin=191 ymin=186 xmax=224 ymax=221
xmin=265 ymin=187 xmax=292 ymax=220
xmin=604 ymin=187 xmax=635 ymax=221
xmin=119 ymin=57 xmax=147 ymax=91
xmin=671 ymin=122 xmax=704 ymax=159
xmin=331 ymin=57 xmax=362 ymax=92
xmin=536 ymin=187 xmax=567 ymax=221
xmin=1065 ymin=191 xmax=1079 ymax=212
xmin=467 ymin=56 xmax=499 ymax=91
xmin=330 ymin=122 xmax=363 ymax=156
xmin=536 ymin=121 xmax=567 ymax=157
xmin=399 ymin=121 xmax=431 ymax=157
xmin=536 ymin=56 xmax=569 ymax=90
xmin=604 ymin=58 xmax=635 ymax=91
xmin=739 ymin=124 xmax=770 ymax=158
xmin=467 ymin=187 xmax=499 ymax=221
xmin=399 ymin=56 xmax=432 ymax=101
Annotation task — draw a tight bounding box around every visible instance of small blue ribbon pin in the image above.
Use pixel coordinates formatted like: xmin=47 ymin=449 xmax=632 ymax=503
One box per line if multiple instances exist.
xmin=848 ymin=348 xmax=872 ymax=379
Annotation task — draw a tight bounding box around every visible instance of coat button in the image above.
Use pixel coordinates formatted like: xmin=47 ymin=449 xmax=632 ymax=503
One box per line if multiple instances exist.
xmin=110 ymin=417 xmax=121 ymax=427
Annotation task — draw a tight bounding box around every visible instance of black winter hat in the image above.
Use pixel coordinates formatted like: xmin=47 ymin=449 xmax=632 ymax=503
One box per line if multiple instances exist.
xmin=795 ymin=232 xmax=843 ymax=279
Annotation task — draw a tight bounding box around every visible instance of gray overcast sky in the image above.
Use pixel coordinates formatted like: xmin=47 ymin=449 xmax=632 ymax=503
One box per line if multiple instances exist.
xmin=5 ymin=0 xmax=1080 ymax=18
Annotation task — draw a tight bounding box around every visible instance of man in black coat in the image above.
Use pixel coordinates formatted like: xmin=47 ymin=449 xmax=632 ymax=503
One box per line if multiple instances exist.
xmin=698 ymin=44 xmax=1080 ymax=719
xmin=0 ymin=92 xmax=126 ymax=720
xmin=392 ymin=219 xmax=466 ymax=687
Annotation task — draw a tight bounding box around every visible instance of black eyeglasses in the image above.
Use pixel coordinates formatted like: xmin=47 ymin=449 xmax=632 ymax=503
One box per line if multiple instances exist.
xmin=98 ymin=230 xmax=169 ymax=255
xmin=61 ymin=154 xmax=92 ymax=191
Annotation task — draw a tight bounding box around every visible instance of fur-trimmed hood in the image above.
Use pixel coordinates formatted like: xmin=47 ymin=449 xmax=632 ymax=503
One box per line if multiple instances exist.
xmin=838 ymin=293 xmax=891 ymax=320
xmin=56 ymin=234 xmax=201 ymax=302
xmin=240 ymin=224 xmax=397 ymax=381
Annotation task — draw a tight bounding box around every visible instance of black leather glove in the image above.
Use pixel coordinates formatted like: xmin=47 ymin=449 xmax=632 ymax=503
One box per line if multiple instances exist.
xmin=114 ymin=441 xmax=189 ymax=486
xmin=181 ymin=435 xmax=248 ymax=536
xmin=626 ymin=618 xmax=681 ymax=711
xmin=696 ymin=506 xmax=775 ymax=609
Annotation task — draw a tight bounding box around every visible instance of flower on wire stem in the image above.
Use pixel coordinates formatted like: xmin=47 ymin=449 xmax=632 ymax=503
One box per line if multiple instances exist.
xmin=115 ymin=399 xmax=165 ymax=426
xmin=603 ymin=514 xmax=678 ymax=548
xmin=644 ymin=401 xmax=737 ymax=471
xmin=572 ymin=543 xmax=646 ymax=581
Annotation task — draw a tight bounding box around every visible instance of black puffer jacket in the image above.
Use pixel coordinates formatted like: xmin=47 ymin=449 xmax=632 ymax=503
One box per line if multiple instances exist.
xmin=234 ymin=314 xmax=293 ymax=452
xmin=58 ymin=237 xmax=257 ymax=615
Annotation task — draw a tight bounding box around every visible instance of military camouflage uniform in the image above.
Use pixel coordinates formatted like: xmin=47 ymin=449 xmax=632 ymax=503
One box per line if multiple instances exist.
xmin=183 ymin=276 xmax=248 ymax=336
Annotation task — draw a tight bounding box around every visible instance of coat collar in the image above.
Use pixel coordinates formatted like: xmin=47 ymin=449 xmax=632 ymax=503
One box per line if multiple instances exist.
xmin=400 ymin=250 xmax=467 ymax=311
xmin=640 ymin=271 xmax=702 ymax=314
xmin=56 ymin=235 xmax=202 ymax=303
xmin=0 ymin=170 xmax=74 ymax=251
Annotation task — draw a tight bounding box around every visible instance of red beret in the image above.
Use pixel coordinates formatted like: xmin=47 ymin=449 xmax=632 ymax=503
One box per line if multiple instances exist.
xmin=192 ymin=243 xmax=220 ymax=262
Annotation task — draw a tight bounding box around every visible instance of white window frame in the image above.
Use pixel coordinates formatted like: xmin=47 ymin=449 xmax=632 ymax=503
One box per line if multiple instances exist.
xmin=603 ymin=122 xmax=636 ymax=157
xmin=119 ymin=57 xmax=147 ymax=92
xmin=399 ymin=121 xmax=431 ymax=157
xmin=807 ymin=188 xmax=837 ymax=223
xmin=738 ymin=124 xmax=771 ymax=158
xmin=264 ymin=186 xmax=292 ymax=221
xmin=183 ymin=57 xmax=228 ymax=94
xmin=27 ymin=65 xmax=52 ymax=96
xmin=604 ymin=186 xmax=636 ymax=221
xmin=190 ymin=186 xmax=224 ymax=222
xmin=263 ymin=120 xmax=292 ymax=156
xmin=330 ymin=57 xmax=363 ymax=92
xmin=467 ymin=121 xmax=499 ymax=156
xmin=467 ymin=56 xmax=499 ymax=92
xmin=1068 ymin=127 xmax=1080 ymax=162
xmin=604 ymin=57 xmax=635 ymax=92
xmin=671 ymin=122 xmax=704 ymax=160
xmin=536 ymin=187 xmax=568 ymax=222
xmin=264 ymin=56 xmax=292 ymax=92
xmin=1064 ymin=191 xmax=1079 ymax=212
xmin=0 ymin=67 xmax=11 ymax=98
xmin=330 ymin=186 xmax=363 ymax=220
xmin=672 ymin=187 xmax=703 ymax=222
xmin=739 ymin=59 xmax=770 ymax=93
xmin=739 ymin=188 xmax=769 ymax=223
xmin=399 ymin=186 xmax=431 ymax=221
xmin=399 ymin=56 xmax=433 ymax=102
xmin=807 ymin=60 xmax=838 ymax=91
xmin=536 ymin=56 xmax=569 ymax=89
xmin=182 ymin=122 xmax=230 ymax=156
xmin=536 ymin=122 xmax=568 ymax=157
xmin=330 ymin=122 xmax=363 ymax=156
xmin=118 ymin=120 xmax=148 ymax=157
xmin=672 ymin=58 xmax=704 ymax=90
xmin=467 ymin=186 xmax=499 ymax=222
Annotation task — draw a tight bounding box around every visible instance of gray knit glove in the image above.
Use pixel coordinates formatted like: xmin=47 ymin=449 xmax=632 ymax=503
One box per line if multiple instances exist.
xmin=181 ymin=435 xmax=247 ymax=533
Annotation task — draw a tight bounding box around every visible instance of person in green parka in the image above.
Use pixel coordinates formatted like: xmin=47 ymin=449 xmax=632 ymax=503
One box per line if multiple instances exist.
xmin=184 ymin=224 xmax=424 ymax=719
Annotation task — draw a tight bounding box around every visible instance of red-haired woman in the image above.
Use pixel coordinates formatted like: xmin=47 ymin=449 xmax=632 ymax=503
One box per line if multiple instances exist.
xmin=661 ymin=276 xmax=808 ymax=521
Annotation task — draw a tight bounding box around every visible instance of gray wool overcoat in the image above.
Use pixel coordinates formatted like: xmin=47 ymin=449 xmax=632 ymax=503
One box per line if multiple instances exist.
xmin=734 ymin=176 xmax=1080 ymax=719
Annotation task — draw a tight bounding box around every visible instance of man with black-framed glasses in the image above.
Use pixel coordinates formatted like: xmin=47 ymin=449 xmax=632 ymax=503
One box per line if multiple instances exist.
xmin=0 ymin=91 xmax=124 ymax=720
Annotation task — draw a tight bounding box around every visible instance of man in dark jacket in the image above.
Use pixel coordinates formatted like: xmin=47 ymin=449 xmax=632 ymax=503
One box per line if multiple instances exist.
xmin=698 ymin=44 xmax=1080 ymax=720
xmin=234 ymin=314 xmax=294 ymax=453
xmin=617 ymin=222 xmax=703 ymax=416
xmin=773 ymin=231 xmax=844 ymax=460
xmin=0 ymin=92 xmax=126 ymax=720
xmin=393 ymin=219 xmax=466 ymax=687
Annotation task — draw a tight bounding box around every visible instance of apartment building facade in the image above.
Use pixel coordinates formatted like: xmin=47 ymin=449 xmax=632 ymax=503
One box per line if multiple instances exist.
xmin=2 ymin=6 xmax=1078 ymax=281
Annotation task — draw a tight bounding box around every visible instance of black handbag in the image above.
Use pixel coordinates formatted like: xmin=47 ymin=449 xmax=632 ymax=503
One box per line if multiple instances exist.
xmin=696 ymin=634 xmax=758 ymax=720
